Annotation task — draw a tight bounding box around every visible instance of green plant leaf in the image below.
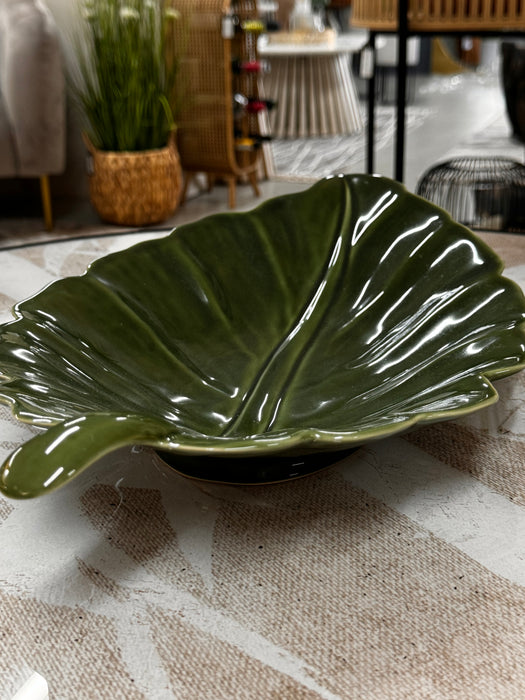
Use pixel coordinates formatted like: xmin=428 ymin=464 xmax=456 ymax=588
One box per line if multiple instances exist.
xmin=1 ymin=174 xmax=524 ymax=498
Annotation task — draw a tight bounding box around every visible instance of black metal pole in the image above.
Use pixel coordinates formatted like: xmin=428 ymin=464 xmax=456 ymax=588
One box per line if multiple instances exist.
xmin=395 ymin=0 xmax=409 ymax=182
xmin=366 ymin=32 xmax=377 ymax=174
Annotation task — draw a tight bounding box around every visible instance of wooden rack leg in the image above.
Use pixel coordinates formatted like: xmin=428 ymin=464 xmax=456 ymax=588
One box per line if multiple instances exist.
xmin=248 ymin=171 xmax=261 ymax=198
xmin=227 ymin=176 xmax=236 ymax=209
xmin=39 ymin=175 xmax=53 ymax=231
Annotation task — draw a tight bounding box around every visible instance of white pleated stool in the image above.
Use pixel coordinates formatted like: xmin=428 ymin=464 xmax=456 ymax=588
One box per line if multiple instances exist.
xmin=259 ymin=32 xmax=367 ymax=138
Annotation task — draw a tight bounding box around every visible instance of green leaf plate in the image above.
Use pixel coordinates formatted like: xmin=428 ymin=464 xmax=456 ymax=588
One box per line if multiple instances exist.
xmin=1 ymin=174 xmax=525 ymax=498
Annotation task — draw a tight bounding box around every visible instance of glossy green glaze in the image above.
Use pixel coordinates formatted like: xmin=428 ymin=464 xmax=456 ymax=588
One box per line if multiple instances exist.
xmin=1 ymin=174 xmax=525 ymax=498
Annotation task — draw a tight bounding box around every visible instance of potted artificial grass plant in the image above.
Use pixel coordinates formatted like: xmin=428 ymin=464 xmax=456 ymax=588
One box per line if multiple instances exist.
xmin=71 ymin=0 xmax=185 ymax=226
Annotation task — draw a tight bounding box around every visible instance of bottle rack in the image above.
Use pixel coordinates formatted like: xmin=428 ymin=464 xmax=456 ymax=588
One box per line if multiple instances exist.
xmin=172 ymin=0 xmax=271 ymax=208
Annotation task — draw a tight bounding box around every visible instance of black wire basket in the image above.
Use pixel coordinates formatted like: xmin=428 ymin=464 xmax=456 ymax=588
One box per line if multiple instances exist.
xmin=417 ymin=157 xmax=525 ymax=233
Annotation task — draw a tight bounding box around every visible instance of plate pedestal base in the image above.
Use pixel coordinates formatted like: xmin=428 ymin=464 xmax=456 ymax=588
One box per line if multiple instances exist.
xmin=155 ymin=448 xmax=359 ymax=485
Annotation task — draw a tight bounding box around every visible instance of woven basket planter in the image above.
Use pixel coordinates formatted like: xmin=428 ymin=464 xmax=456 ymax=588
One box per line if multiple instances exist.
xmin=84 ymin=136 xmax=183 ymax=226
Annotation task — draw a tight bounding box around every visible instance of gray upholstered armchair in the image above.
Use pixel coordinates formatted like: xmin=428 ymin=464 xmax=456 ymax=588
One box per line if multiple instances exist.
xmin=0 ymin=0 xmax=66 ymax=230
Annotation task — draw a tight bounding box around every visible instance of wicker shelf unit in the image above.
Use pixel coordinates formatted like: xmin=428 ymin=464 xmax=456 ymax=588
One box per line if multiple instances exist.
xmin=172 ymin=0 xmax=265 ymax=208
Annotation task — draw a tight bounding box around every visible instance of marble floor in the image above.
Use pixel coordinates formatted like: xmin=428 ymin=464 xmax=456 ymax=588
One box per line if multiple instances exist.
xmin=0 ymin=61 xmax=522 ymax=250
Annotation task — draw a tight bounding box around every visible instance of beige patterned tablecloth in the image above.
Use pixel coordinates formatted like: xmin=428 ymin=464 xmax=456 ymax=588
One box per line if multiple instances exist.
xmin=1 ymin=231 xmax=525 ymax=699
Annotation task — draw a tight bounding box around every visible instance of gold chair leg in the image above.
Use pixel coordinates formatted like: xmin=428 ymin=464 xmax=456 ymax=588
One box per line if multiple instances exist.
xmin=39 ymin=175 xmax=53 ymax=231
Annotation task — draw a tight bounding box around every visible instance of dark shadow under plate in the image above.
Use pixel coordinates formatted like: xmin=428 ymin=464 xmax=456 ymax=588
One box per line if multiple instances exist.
xmin=155 ymin=448 xmax=359 ymax=485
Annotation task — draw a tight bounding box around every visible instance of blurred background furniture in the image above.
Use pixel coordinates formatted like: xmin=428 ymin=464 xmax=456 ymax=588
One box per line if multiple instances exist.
xmin=417 ymin=157 xmax=525 ymax=233
xmin=276 ymin=0 xmax=295 ymax=29
xmin=371 ymin=34 xmax=421 ymax=104
xmin=352 ymin=0 xmax=525 ymax=182
xmin=259 ymin=32 xmax=367 ymax=137
xmin=501 ymin=40 xmax=525 ymax=143
xmin=172 ymin=0 xmax=266 ymax=209
xmin=0 ymin=0 xmax=66 ymax=231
